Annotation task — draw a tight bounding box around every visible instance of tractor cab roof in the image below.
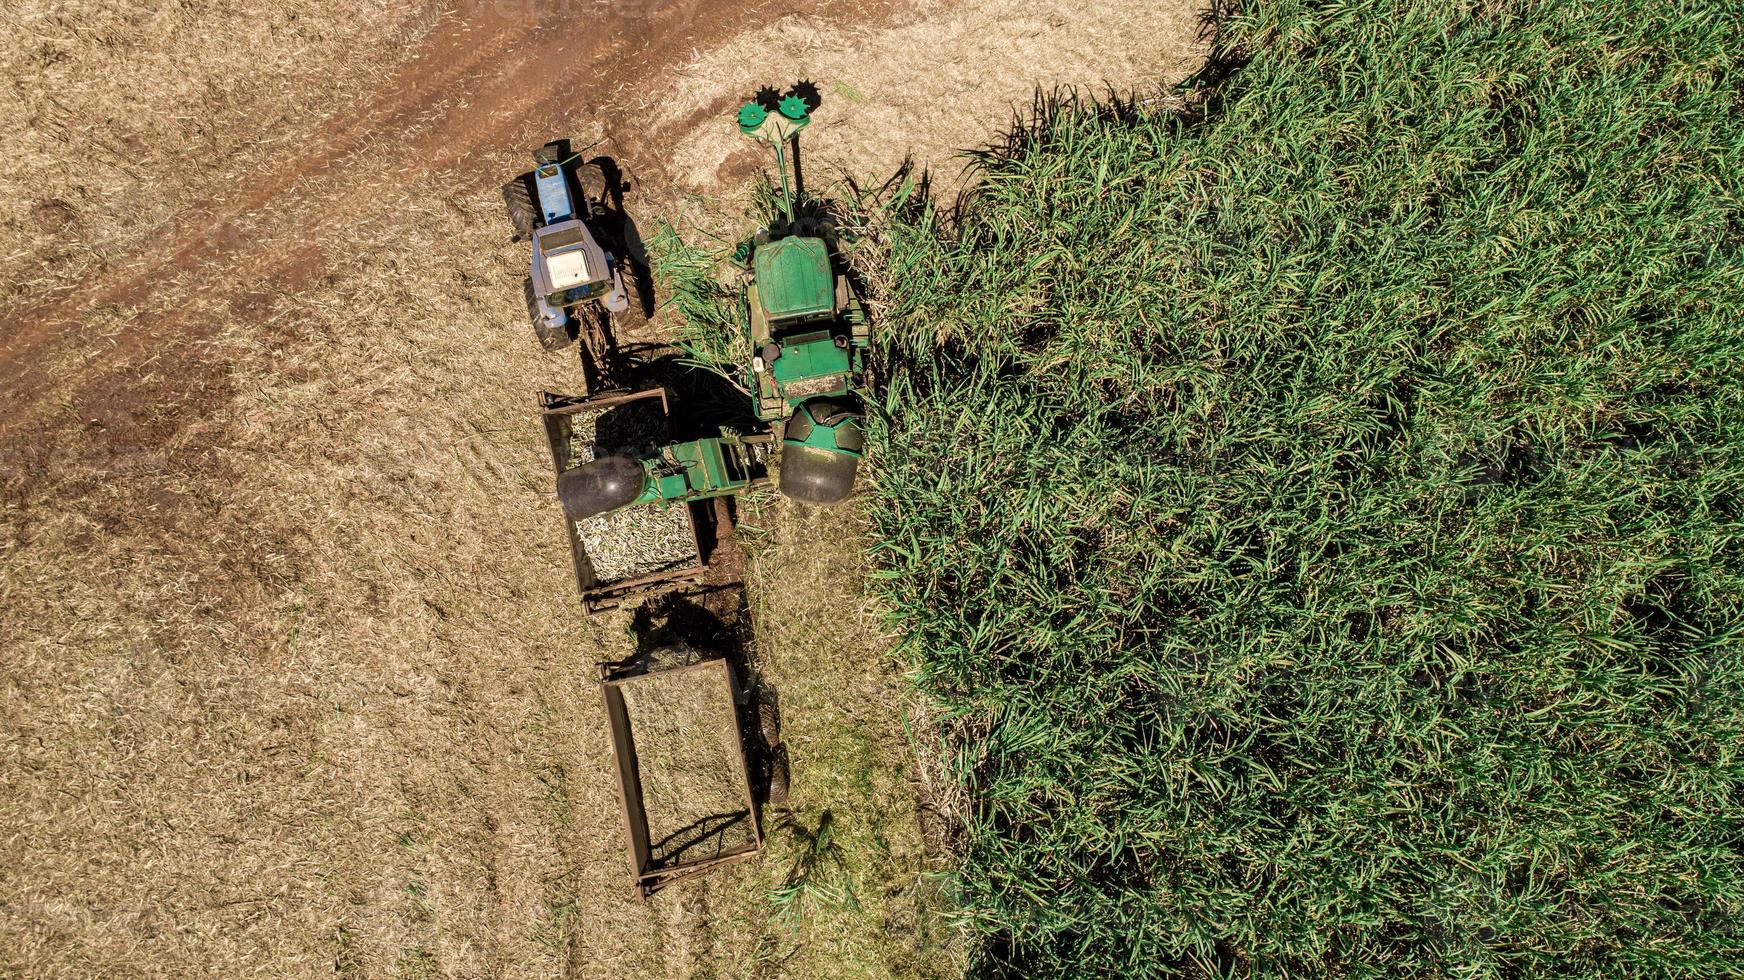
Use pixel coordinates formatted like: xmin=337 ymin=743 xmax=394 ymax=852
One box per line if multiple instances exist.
xmin=754 ymin=236 xmax=833 ymax=324
xmin=533 ymin=219 xmax=609 ymax=294
xmin=544 ymin=248 xmax=594 ymax=290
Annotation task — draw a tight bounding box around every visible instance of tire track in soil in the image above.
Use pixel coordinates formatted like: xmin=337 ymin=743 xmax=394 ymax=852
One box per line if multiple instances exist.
xmin=0 ymin=0 xmax=898 ymax=483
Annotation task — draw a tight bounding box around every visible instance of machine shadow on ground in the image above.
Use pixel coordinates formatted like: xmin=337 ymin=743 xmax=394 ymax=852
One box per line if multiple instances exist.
xmin=617 ymin=585 xmax=788 ymax=818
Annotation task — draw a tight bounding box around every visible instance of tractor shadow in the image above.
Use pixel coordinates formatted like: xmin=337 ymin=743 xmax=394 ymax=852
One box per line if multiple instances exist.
xmin=586 ymin=154 xmax=658 ymax=321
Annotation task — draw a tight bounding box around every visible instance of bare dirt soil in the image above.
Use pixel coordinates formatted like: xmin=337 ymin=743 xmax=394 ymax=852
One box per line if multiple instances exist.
xmin=0 ymin=0 xmax=1206 ymax=975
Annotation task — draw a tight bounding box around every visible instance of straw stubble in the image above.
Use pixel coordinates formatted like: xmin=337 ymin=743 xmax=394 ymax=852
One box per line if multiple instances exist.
xmin=565 ymin=399 xmax=696 ymax=583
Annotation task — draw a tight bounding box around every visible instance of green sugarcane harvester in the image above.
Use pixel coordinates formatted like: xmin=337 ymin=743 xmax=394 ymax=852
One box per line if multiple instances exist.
xmin=547 ymin=83 xmax=865 ymax=523
xmin=736 ymin=84 xmax=868 ymax=505
xmin=558 ymin=432 xmax=766 ymax=522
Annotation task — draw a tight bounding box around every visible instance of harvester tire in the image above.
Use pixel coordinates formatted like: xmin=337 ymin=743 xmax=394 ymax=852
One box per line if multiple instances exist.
xmin=525 ymin=277 xmax=570 ymax=351
xmin=779 ymin=447 xmax=859 ymax=504
xmin=557 ymin=455 xmax=647 ymax=521
xmin=779 ymin=399 xmax=864 ymax=504
xmin=502 ymin=177 xmax=536 ymax=241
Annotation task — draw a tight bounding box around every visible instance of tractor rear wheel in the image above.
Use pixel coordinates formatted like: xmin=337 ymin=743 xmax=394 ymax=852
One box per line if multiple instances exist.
xmin=502 ymin=177 xmax=536 ymax=241
xmin=575 ymin=162 xmax=609 ymax=211
xmin=525 ymin=277 xmax=570 ymax=352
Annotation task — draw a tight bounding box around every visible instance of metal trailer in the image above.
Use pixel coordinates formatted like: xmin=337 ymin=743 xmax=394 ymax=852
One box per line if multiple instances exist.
xmin=540 ymin=388 xmax=707 ymax=611
xmin=599 ymin=655 xmax=765 ymax=898
xmin=540 ymin=387 xmax=770 ymax=612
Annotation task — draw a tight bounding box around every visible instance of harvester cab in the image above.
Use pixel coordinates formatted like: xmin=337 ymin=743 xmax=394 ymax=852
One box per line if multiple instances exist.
xmin=557 ymin=433 xmax=767 ymax=522
xmin=503 ymin=141 xmax=631 ymax=355
xmin=737 ymin=83 xmax=869 ymax=504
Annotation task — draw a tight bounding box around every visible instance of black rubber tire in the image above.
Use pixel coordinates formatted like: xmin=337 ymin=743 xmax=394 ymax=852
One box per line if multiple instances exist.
xmin=526 ymin=277 xmax=570 ymax=352
xmin=779 ymin=400 xmax=863 ymax=504
xmin=619 ymin=256 xmax=655 ymax=319
xmin=779 ymin=447 xmax=859 ymax=504
xmin=556 ymin=455 xmax=646 ymax=521
xmin=767 ymin=746 xmax=790 ymax=806
xmin=502 ymin=178 xmax=536 ymax=241
xmin=575 ymin=162 xmax=608 ymax=211
xmin=758 ymin=701 xmax=780 ymax=746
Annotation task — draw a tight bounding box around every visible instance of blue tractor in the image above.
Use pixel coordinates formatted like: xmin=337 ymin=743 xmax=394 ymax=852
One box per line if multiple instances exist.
xmin=503 ymin=141 xmax=633 ymax=376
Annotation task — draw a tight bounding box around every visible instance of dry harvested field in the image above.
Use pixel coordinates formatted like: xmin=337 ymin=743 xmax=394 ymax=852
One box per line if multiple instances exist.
xmin=0 ymin=0 xmax=1205 ymax=975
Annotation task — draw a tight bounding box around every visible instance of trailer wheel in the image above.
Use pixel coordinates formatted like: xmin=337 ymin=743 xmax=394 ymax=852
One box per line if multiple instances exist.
xmin=526 ymin=277 xmax=570 ymax=351
xmin=502 ymin=177 xmax=536 ymax=241
xmin=758 ymin=700 xmax=780 ymax=746
xmin=767 ymin=745 xmax=790 ymax=806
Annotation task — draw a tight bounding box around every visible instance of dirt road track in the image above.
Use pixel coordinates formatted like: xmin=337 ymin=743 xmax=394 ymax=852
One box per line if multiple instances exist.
xmin=0 ymin=0 xmax=894 ymax=463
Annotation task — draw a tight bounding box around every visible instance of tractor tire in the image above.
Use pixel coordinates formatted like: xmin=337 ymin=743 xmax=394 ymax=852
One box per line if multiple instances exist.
xmin=503 ymin=177 xmax=537 ymax=241
xmin=619 ymin=254 xmax=654 ymax=319
xmin=525 ymin=277 xmax=570 ymax=352
xmin=575 ymin=162 xmax=609 ymax=211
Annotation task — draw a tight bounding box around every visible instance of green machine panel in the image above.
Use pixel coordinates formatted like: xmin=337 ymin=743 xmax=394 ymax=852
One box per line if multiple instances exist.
xmin=753 ymin=236 xmax=834 ymax=323
xmin=770 ymin=332 xmax=851 ymax=385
